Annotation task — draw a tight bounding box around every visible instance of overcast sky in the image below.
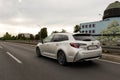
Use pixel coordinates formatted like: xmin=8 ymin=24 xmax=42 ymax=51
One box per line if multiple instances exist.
xmin=0 ymin=0 xmax=119 ymax=37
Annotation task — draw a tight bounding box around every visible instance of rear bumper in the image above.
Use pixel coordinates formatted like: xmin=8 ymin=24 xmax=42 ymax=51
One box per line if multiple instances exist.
xmin=73 ymin=49 xmax=102 ymax=62
xmin=76 ymin=56 xmax=102 ymax=62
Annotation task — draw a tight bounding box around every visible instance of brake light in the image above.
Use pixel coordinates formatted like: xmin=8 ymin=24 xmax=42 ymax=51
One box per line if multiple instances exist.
xmin=70 ymin=43 xmax=80 ymax=48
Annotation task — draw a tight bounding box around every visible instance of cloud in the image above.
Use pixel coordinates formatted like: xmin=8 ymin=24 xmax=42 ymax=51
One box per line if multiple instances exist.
xmin=0 ymin=0 xmax=118 ymax=36
xmin=0 ymin=0 xmax=116 ymax=24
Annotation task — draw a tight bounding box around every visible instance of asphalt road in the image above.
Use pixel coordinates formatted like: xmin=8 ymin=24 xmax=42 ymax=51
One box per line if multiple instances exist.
xmin=0 ymin=41 xmax=120 ymax=80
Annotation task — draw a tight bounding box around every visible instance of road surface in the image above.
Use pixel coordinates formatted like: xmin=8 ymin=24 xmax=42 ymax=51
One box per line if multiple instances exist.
xmin=0 ymin=41 xmax=120 ymax=80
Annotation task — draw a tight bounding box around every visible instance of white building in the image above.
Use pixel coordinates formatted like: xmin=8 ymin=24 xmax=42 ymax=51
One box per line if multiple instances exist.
xmin=80 ymin=1 xmax=120 ymax=34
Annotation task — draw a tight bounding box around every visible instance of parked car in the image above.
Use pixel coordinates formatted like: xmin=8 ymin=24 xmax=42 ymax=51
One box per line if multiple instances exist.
xmin=36 ymin=33 xmax=102 ymax=65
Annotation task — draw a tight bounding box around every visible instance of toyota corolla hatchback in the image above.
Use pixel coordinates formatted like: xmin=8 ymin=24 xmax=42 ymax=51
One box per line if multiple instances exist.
xmin=36 ymin=33 xmax=102 ymax=65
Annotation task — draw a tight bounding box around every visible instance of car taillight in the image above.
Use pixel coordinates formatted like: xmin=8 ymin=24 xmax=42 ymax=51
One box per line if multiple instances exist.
xmin=70 ymin=43 xmax=80 ymax=48
xmin=70 ymin=43 xmax=87 ymax=49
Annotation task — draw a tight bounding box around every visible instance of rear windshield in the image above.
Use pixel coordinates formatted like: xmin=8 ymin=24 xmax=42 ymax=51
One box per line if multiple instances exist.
xmin=73 ymin=34 xmax=95 ymax=41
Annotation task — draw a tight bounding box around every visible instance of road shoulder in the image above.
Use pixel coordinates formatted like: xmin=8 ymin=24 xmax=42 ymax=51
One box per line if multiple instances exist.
xmin=102 ymin=53 xmax=120 ymax=63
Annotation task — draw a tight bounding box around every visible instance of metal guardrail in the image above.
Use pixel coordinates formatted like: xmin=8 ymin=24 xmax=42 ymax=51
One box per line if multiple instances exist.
xmin=102 ymin=45 xmax=120 ymax=55
xmin=92 ymin=34 xmax=120 ymax=36
xmin=102 ymin=46 xmax=120 ymax=49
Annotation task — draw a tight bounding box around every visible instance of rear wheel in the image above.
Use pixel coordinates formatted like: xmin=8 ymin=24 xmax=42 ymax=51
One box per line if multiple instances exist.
xmin=57 ymin=51 xmax=67 ymax=65
xmin=36 ymin=47 xmax=42 ymax=57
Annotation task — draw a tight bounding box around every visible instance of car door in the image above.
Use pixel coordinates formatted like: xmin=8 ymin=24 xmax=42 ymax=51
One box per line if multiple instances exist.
xmin=46 ymin=35 xmax=61 ymax=57
xmin=40 ymin=34 xmax=54 ymax=55
xmin=42 ymin=34 xmax=60 ymax=58
xmin=47 ymin=34 xmax=69 ymax=57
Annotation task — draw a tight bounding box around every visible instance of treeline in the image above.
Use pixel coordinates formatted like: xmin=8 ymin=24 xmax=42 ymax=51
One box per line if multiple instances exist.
xmin=0 ymin=25 xmax=80 ymax=40
xmin=1 ymin=27 xmax=48 ymax=40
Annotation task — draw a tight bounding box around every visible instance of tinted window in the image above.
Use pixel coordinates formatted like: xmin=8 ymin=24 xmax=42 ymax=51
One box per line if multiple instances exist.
xmin=52 ymin=35 xmax=68 ymax=42
xmin=73 ymin=34 xmax=95 ymax=41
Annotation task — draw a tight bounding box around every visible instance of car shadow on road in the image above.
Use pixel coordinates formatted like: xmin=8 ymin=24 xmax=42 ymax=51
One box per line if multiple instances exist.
xmin=67 ymin=61 xmax=100 ymax=68
xmin=36 ymin=56 xmax=58 ymax=64
xmin=36 ymin=56 xmax=100 ymax=68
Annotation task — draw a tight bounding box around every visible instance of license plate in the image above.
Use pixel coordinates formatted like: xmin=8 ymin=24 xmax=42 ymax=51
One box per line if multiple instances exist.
xmin=88 ymin=45 xmax=97 ymax=50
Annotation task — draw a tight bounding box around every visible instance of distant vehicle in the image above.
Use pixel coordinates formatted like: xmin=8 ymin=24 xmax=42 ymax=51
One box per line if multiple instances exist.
xmin=36 ymin=33 xmax=102 ymax=65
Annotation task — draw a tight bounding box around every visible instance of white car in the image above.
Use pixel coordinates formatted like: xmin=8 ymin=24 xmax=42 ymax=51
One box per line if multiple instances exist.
xmin=36 ymin=33 xmax=102 ymax=65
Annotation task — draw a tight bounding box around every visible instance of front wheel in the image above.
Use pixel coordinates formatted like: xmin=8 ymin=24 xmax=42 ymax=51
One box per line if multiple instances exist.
xmin=36 ymin=47 xmax=42 ymax=57
xmin=57 ymin=51 xmax=67 ymax=66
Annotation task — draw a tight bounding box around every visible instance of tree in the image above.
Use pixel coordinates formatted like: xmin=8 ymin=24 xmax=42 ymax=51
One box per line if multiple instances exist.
xmin=2 ymin=32 xmax=12 ymax=40
xmin=52 ymin=31 xmax=59 ymax=33
xmin=30 ymin=34 xmax=34 ymax=40
xmin=35 ymin=27 xmax=48 ymax=40
xmin=98 ymin=20 xmax=120 ymax=44
xmin=11 ymin=36 xmax=16 ymax=40
xmin=61 ymin=29 xmax=66 ymax=33
xmin=108 ymin=20 xmax=119 ymax=28
xmin=74 ymin=25 xmax=81 ymax=33
xmin=40 ymin=27 xmax=48 ymax=39
xmin=35 ymin=34 xmax=39 ymax=40
xmin=52 ymin=29 xmax=67 ymax=34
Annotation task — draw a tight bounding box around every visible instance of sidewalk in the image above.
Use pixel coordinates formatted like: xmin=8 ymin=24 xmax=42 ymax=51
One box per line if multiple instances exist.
xmin=102 ymin=53 xmax=120 ymax=63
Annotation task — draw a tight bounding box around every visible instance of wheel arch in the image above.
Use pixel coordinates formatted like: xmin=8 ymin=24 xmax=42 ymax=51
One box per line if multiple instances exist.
xmin=57 ymin=49 xmax=68 ymax=62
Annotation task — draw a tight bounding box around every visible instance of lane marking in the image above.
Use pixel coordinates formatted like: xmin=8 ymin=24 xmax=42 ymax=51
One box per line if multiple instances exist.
xmin=98 ymin=59 xmax=120 ymax=65
xmin=6 ymin=52 xmax=22 ymax=64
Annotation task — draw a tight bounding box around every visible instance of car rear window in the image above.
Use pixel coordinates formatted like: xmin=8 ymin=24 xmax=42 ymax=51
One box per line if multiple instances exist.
xmin=73 ymin=34 xmax=95 ymax=41
xmin=52 ymin=34 xmax=68 ymax=42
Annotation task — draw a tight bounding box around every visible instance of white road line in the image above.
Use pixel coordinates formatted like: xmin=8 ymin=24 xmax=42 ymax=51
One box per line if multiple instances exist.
xmin=98 ymin=59 xmax=120 ymax=65
xmin=6 ymin=52 xmax=22 ymax=64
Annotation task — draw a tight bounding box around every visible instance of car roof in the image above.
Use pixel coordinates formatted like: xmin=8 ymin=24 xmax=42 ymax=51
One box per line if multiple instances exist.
xmin=51 ymin=33 xmax=92 ymax=41
xmin=52 ymin=33 xmax=91 ymax=36
xmin=52 ymin=33 xmax=72 ymax=35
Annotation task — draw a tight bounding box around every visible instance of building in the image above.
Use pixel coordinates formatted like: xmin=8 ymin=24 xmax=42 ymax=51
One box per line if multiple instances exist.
xmin=80 ymin=1 xmax=120 ymax=34
xmin=18 ymin=33 xmax=31 ymax=38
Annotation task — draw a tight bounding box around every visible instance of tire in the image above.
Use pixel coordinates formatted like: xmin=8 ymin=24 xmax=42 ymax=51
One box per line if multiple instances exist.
xmin=57 ymin=51 xmax=67 ymax=66
xmin=36 ymin=47 xmax=42 ymax=57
